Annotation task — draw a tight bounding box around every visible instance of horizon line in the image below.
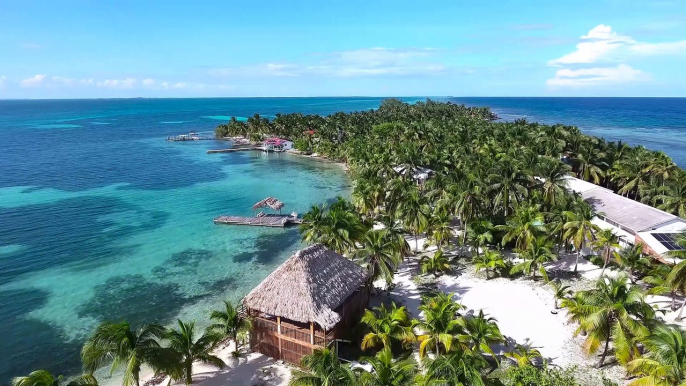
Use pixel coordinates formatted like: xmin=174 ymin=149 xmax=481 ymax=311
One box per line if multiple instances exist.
xmin=1 ymin=95 xmax=686 ymax=101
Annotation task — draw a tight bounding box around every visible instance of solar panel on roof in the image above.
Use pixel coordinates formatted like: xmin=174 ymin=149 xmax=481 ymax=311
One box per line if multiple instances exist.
xmin=651 ymin=233 xmax=685 ymax=251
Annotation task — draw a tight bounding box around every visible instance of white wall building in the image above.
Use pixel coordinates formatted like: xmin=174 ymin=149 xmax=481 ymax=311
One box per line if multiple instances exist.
xmin=563 ymin=176 xmax=686 ymax=261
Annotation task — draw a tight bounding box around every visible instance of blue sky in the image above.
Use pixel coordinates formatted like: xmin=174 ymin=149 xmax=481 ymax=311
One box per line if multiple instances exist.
xmin=0 ymin=0 xmax=685 ymax=98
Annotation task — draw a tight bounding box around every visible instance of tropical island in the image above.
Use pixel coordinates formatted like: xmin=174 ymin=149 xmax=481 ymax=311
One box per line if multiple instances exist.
xmin=14 ymin=99 xmax=686 ymax=386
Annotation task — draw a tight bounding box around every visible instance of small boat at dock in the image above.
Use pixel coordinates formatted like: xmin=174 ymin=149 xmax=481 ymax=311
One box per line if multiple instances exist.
xmin=167 ymin=131 xmax=215 ymax=141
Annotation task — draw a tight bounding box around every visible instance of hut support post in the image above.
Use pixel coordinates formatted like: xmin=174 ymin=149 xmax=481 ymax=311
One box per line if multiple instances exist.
xmin=310 ymin=322 xmax=315 ymax=353
xmin=277 ymin=317 xmax=282 ymax=358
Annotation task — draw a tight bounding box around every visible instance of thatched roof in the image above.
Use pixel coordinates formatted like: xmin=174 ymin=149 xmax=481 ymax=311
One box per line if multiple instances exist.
xmin=243 ymin=244 xmax=368 ymax=330
xmin=252 ymin=196 xmax=285 ymax=211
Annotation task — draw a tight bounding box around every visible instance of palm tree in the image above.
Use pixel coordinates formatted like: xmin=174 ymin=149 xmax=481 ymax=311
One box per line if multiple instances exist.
xmin=563 ymin=202 xmax=600 ymax=273
xmin=511 ymin=236 xmax=557 ymax=281
xmin=616 ymin=244 xmax=651 ymax=284
xmin=322 ymin=206 xmax=364 ymax=254
xmin=353 ymin=229 xmax=402 ymax=287
xmin=450 ymin=176 xmax=486 ymax=247
xmin=667 ymin=260 xmax=686 ymax=321
xmin=505 ymin=343 xmax=543 ymax=367
xmin=488 ymin=156 xmax=529 ymax=217
xmin=627 ymin=324 xmax=686 ymax=386
xmin=414 ymin=292 xmax=465 ymax=358
xmin=289 ymin=348 xmax=355 ymax=386
xmin=426 ymin=210 xmax=454 ymax=251
xmin=466 ymin=220 xmax=494 ymax=256
xmin=207 ymin=300 xmax=252 ymax=353
xmin=655 ymin=177 xmax=686 ymax=217
xmin=497 ymin=204 xmax=545 ymax=250
xmin=566 ymin=275 xmax=654 ymax=368
xmin=300 ymin=204 xmax=328 ymax=244
xmin=575 ymin=148 xmax=606 ymax=184
xmin=396 ymin=187 xmax=429 ymax=253
xmin=360 ymin=303 xmax=415 ymax=351
xmin=591 ymin=228 xmax=620 ymax=277
xmin=419 ymin=349 xmax=489 ymax=386
xmin=549 ymin=279 xmax=571 ymax=309
xmin=535 ymin=158 xmax=572 ymax=207
xmin=355 ymin=348 xmax=416 ymax=386
xmin=161 ymin=320 xmax=225 ymax=385
xmin=378 ymin=214 xmax=411 ymax=257
xmin=473 ymin=249 xmax=506 ymax=280
xmin=420 ymin=250 xmax=452 ymax=277
xmin=12 ymin=371 xmax=98 ymax=386
xmin=461 ymin=310 xmax=505 ymax=361
xmin=81 ymin=321 xmax=166 ymax=386
xmin=644 ymin=264 xmax=681 ymax=311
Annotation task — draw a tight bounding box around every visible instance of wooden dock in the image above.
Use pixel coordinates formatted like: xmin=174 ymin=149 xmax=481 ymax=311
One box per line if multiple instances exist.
xmin=214 ymin=214 xmax=303 ymax=228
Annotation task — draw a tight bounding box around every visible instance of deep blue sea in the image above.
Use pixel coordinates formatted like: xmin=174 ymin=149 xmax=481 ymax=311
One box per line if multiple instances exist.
xmin=448 ymin=97 xmax=686 ymax=166
xmin=0 ymin=97 xmax=685 ymax=383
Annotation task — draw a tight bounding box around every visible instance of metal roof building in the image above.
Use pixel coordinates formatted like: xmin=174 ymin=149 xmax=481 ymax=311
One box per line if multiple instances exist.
xmin=563 ymin=176 xmax=686 ymax=259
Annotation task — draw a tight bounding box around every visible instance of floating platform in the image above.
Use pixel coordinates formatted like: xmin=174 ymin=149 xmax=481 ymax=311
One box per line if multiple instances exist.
xmin=213 ymin=214 xmax=303 ymax=228
xmin=207 ymin=146 xmax=259 ymax=154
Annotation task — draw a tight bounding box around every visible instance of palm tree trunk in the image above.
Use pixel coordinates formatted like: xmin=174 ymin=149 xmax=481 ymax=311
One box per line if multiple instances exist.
xmin=677 ymin=297 xmax=686 ymax=320
xmin=597 ymin=336 xmax=611 ymax=368
xmin=461 ymin=227 xmax=468 ymax=255
xmin=600 ymin=260 xmax=608 ymax=277
xmin=186 ymin=362 xmax=193 ymax=385
xmin=414 ymin=233 xmax=419 ymax=253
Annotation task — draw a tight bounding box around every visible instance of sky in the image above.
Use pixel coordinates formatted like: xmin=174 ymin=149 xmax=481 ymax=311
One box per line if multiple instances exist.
xmin=0 ymin=0 xmax=685 ymax=98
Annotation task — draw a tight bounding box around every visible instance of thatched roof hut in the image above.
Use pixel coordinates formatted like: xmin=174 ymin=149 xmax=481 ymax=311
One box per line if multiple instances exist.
xmin=244 ymin=243 xmax=368 ymax=330
xmin=252 ymin=196 xmax=285 ymax=211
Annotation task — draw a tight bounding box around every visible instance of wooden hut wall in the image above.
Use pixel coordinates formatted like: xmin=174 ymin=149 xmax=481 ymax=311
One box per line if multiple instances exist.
xmin=332 ymin=287 xmax=369 ymax=337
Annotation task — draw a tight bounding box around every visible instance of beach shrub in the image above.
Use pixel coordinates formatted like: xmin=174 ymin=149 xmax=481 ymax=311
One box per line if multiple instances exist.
xmin=293 ymin=138 xmax=310 ymax=152
xmin=504 ymin=364 xmax=579 ymax=386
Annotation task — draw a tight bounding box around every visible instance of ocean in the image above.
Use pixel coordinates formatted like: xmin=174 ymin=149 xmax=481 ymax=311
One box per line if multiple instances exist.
xmin=0 ymin=97 xmax=684 ymax=383
xmin=0 ymin=97 xmax=423 ymax=383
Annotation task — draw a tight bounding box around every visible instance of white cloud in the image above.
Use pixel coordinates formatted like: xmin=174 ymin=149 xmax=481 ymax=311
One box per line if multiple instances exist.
xmin=20 ymin=74 xmax=46 ymax=87
xmin=50 ymin=76 xmax=75 ymax=86
xmin=80 ymin=78 xmax=94 ymax=85
xmin=631 ymin=41 xmax=686 ymax=55
xmin=549 ymin=24 xmax=686 ymax=66
xmin=0 ymin=75 xmax=6 ymax=88
xmin=549 ymin=25 xmax=634 ymax=66
xmin=97 ymin=78 xmax=137 ymax=89
xmin=142 ymin=78 xmax=155 ymax=86
xmin=211 ymin=63 xmax=299 ymax=77
xmin=211 ymin=48 xmax=448 ymax=79
xmin=547 ymin=24 xmax=686 ymax=88
xmin=547 ymin=64 xmax=647 ymax=87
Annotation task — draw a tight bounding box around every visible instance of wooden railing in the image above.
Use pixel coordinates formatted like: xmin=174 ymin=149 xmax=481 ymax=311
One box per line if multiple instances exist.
xmin=253 ymin=317 xmax=334 ymax=347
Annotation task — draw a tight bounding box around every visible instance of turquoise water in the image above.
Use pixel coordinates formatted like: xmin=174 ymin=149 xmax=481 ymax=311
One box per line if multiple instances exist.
xmin=0 ymin=97 xmax=424 ymax=383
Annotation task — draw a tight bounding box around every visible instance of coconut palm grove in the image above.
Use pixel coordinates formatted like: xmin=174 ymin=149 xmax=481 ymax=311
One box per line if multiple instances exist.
xmin=14 ymin=99 xmax=686 ymax=386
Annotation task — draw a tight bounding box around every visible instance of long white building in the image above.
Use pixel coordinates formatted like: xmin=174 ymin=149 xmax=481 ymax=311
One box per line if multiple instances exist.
xmin=564 ymin=176 xmax=686 ymax=261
